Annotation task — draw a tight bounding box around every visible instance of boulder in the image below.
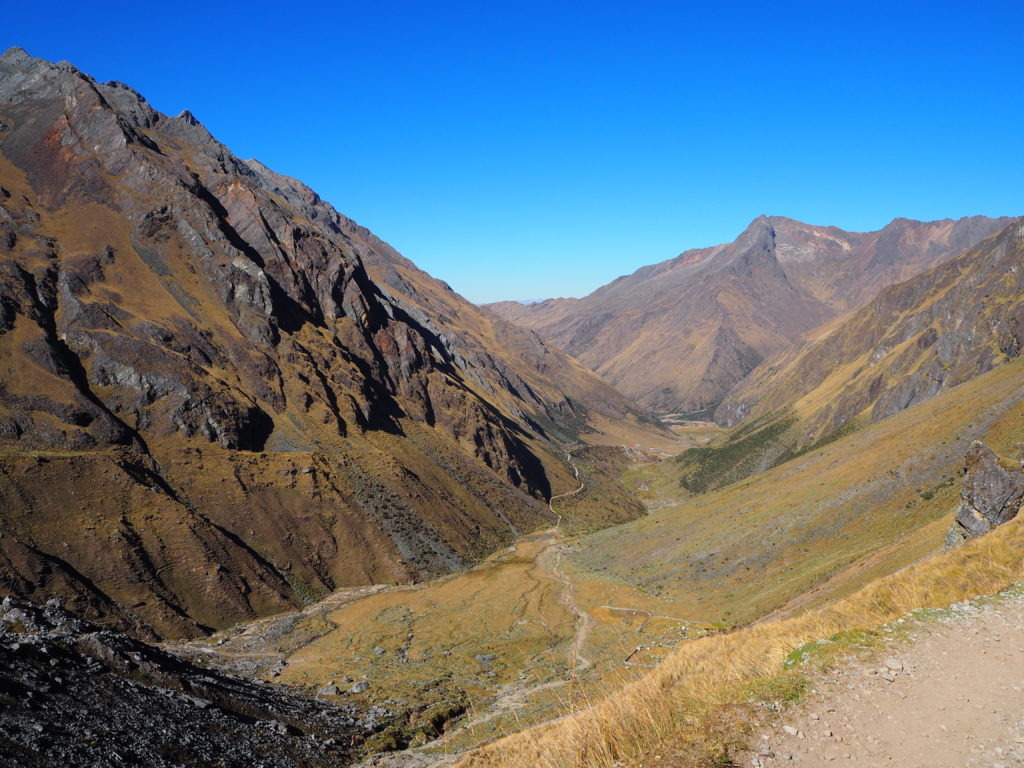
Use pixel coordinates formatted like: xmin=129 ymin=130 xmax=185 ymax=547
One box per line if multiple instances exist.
xmin=945 ymin=441 xmax=1024 ymax=547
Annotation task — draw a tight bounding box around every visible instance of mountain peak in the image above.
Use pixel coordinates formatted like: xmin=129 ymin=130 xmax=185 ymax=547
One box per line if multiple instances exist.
xmin=734 ymin=214 xmax=777 ymax=254
xmin=490 ymin=215 xmax=1012 ymax=413
xmin=2 ymin=46 xmax=31 ymax=62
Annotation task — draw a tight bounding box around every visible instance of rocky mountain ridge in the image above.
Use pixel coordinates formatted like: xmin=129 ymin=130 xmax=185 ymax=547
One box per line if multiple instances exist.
xmin=718 ymin=218 xmax=1024 ymax=438
xmin=0 ymin=47 xmax=648 ymax=640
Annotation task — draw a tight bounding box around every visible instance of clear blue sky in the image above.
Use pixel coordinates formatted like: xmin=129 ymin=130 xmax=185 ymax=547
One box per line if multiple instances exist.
xmin=6 ymin=1 xmax=1022 ymax=303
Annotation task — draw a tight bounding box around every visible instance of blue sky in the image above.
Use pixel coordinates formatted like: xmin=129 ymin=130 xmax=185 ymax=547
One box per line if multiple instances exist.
xmin=6 ymin=1 xmax=1022 ymax=303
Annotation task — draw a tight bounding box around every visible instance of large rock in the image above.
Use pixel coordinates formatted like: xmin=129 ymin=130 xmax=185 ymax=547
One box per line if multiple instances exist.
xmin=945 ymin=441 xmax=1024 ymax=548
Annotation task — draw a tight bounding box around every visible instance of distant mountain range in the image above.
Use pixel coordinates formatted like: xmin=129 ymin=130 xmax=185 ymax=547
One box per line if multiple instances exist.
xmin=488 ymin=215 xmax=1014 ymax=413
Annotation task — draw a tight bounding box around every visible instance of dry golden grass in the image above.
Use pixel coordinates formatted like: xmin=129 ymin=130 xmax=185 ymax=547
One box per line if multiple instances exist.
xmin=459 ymin=514 xmax=1024 ymax=768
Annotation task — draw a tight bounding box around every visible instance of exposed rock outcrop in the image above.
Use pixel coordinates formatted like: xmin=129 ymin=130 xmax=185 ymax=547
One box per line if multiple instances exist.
xmin=945 ymin=442 xmax=1024 ymax=548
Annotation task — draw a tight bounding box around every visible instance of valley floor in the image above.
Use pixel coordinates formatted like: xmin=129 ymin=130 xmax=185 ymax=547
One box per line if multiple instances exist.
xmin=737 ymin=592 xmax=1024 ymax=767
xmin=172 ymin=497 xmax=716 ymax=758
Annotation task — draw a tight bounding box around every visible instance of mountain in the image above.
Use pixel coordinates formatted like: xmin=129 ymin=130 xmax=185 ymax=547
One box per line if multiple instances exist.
xmin=487 ymin=215 xmax=1013 ymax=413
xmin=0 ymin=47 xmax=649 ymax=639
xmin=703 ymin=218 xmax=1024 ymax=469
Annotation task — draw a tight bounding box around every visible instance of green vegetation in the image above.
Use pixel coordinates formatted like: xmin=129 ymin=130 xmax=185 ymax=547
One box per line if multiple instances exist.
xmin=743 ymin=671 xmax=810 ymax=704
xmin=676 ymin=413 xmax=862 ymax=496
xmin=783 ymin=628 xmax=877 ymax=670
xmin=677 ymin=414 xmax=796 ymax=493
xmin=781 ymin=417 xmax=862 ymax=462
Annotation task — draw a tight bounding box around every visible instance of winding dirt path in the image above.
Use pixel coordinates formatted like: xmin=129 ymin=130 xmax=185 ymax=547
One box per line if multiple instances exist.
xmin=548 ymin=449 xmax=584 ymax=525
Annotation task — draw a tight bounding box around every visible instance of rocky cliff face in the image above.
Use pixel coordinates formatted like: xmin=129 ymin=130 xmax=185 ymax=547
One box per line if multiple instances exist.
xmin=670 ymin=219 xmax=1024 ymax=497
xmin=946 ymin=442 xmax=1024 ymax=548
xmin=488 ymin=215 xmax=1013 ymax=413
xmin=0 ymin=48 xmax=645 ymax=639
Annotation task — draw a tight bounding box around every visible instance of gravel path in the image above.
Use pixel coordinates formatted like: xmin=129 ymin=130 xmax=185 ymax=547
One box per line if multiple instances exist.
xmin=746 ymin=593 xmax=1024 ymax=767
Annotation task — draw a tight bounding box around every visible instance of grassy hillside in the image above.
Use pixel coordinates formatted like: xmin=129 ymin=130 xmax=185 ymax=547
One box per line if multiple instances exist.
xmin=572 ymin=356 xmax=1024 ymax=626
xmin=461 ymin=513 xmax=1024 ymax=768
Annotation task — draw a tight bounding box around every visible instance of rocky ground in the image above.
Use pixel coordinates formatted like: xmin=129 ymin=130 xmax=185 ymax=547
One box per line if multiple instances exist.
xmin=744 ymin=591 xmax=1024 ymax=767
xmin=0 ymin=597 xmax=397 ymax=767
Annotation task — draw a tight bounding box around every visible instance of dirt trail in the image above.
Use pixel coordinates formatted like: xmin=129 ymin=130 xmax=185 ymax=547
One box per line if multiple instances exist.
xmin=745 ymin=593 xmax=1024 ymax=767
xmin=546 ymin=449 xmax=594 ymax=673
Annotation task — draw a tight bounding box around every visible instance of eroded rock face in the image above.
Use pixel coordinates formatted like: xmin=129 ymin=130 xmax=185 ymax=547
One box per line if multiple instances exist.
xmin=0 ymin=47 xmax=645 ymax=639
xmin=946 ymin=442 xmax=1024 ymax=548
xmin=718 ymin=218 xmax=1024 ymax=442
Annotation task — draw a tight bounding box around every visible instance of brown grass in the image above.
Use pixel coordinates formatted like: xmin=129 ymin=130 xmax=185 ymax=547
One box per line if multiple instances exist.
xmin=458 ymin=514 xmax=1024 ymax=767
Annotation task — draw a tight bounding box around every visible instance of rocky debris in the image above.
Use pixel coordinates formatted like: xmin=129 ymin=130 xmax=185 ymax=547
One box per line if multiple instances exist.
xmin=946 ymin=442 xmax=1024 ymax=548
xmin=351 ymin=681 xmax=371 ymax=693
xmin=0 ymin=596 xmax=397 ymax=767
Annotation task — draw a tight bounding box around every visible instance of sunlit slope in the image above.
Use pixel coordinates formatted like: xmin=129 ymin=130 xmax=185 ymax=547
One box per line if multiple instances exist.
xmin=671 ymin=218 xmax=1024 ymax=495
xmin=573 ymin=356 xmax=1024 ymax=626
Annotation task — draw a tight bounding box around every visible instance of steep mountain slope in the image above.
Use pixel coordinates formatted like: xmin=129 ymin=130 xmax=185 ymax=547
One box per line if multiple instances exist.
xmin=242 ymin=160 xmax=641 ymax=437
xmin=716 ymin=218 xmax=1024 ymax=444
xmin=0 ymin=48 xmax=647 ymax=640
xmin=488 ymin=215 xmax=1012 ymax=412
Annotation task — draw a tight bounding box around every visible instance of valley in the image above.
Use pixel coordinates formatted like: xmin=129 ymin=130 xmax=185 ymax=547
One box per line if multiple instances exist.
xmin=1 ymin=43 xmax=1022 ymax=768
xmin=164 ymin=350 xmax=1024 ymax=763
xmin=172 ymin=442 xmax=719 ymax=757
